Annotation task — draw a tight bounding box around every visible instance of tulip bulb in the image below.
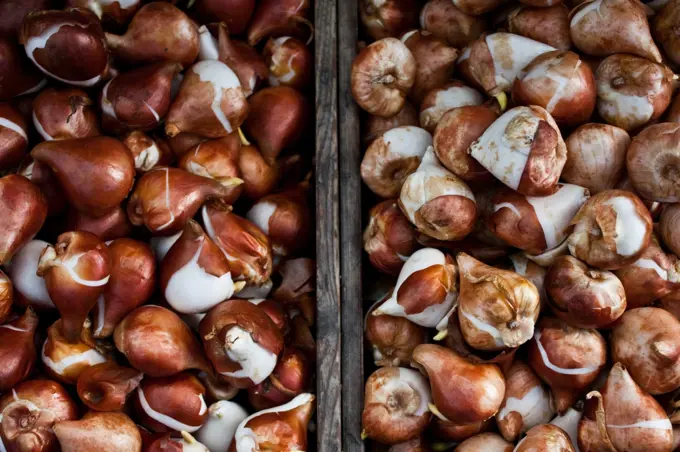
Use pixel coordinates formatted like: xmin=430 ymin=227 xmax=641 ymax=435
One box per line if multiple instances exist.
xmin=361 ymin=367 xmax=432 ymax=444
xmin=578 ymin=363 xmax=672 ymax=451
xmin=363 ymin=199 xmax=418 ymax=275
xmin=0 ymin=175 xmax=47 ymax=265
xmin=567 ymin=190 xmax=653 ymax=270
xmin=66 ymin=0 xmax=141 ymax=27
xmin=363 ymin=102 xmax=419 ymax=146
xmin=195 ymin=400 xmax=248 ymax=452
xmin=8 ymin=239 xmax=53 ymax=309
xmin=455 ymin=433 xmax=514 ymax=451
xmin=0 ymin=308 xmax=38 ymax=392
xmin=420 ymin=81 xmax=484 ymax=133
xmin=77 ymin=361 xmax=143 ymax=412
xmin=66 ymin=205 xmax=133 ymax=242
xmin=528 ymin=317 xmax=607 ymax=414
xmin=0 ymin=270 xmax=11 ymax=324
xmin=420 ymin=0 xmax=487 ymax=48
xmin=508 ymin=4 xmax=572 ymax=51
xmin=515 ymin=424 xmax=575 ymax=451
xmin=19 ymin=158 xmax=67 ymax=216
xmin=0 ymin=103 xmax=28 ymax=169
xmin=550 ymin=407 xmax=582 ymax=451
xmin=611 ymin=307 xmax=680 ymax=395
xmin=360 ymin=0 xmax=420 ymax=40
xmin=199 ymin=299 xmax=284 ymax=388
xmin=114 ymin=305 xmax=211 ymax=377
xmin=123 ymin=131 xmax=173 ymax=173
xmin=136 ymin=373 xmax=207 ymax=433
xmin=399 ymin=147 xmax=477 ymax=241
xmin=237 ymin=145 xmax=279 ymax=200
xmin=54 ymin=412 xmax=142 ymax=452
xmin=246 ymin=0 xmax=313 ymax=46
xmin=19 ymin=8 xmax=109 ymax=86
xmin=32 ymin=87 xmax=100 ymax=141
xmin=412 ymin=344 xmax=505 ymax=425
xmin=161 ymin=220 xmax=237 ymax=314
xmin=0 ymin=379 xmax=78 ymax=452
xmin=457 ymin=253 xmax=540 ymax=351
xmin=264 ymin=36 xmax=312 ymax=90
xmin=373 ymin=248 xmax=457 ymax=329
xmin=0 ymin=37 xmax=46 ymax=100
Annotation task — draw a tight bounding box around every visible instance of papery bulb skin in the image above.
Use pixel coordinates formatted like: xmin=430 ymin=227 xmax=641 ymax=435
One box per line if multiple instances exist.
xmin=0 ymin=175 xmax=47 ymax=265
xmin=419 ymin=81 xmax=484 ymax=133
xmin=614 ymin=236 xmax=680 ymax=309
xmin=455 ymin=432 xmax=514 ymax=451
xmin=420 ymin=0 xmax=486 ymax=48
xmin=364 ymin=103 xmax=418 ymax=147
xmin=19 ymin=158 xmax=67 ymax=217
xmin=489 ymin=184 xmax=590 ymax=255
xmin=199 ymin=299 xmax=283 ymax=389
xmin=0 ymin=379 xmax=78 ymax=452
xmin=197 ymin=371 xmax=239 ymax=404
xmin=37 ymin=231 xmax=111 ymax=342
xmin=562 ymin=123 xmax=630 ymax=194
xmin=160 ymin=220 xmax=236 ymax=314
xmin=510 ymin=253 xmax=548 ymax=310
xmin=166 ymin=60 xmax=247 ymax=139
xmin=245 ymin=184 xmax=312 ymax=257
xmin=178 ymin=137 xmax=242 ymax=205
xmin=150 ymin=231 xmax=183 ymax=263
xmin=401 ymin=30 xmax=458 ymax=105
xmin=263 ymin=37 xmax=312 ymax=91
xmin=66 ymin=0 xmax=141 ymax=28
xmin=361 ymin=126 xmax=432 ymax=199
xmin=92 ymin=238 xmax=156 ymax=338
xmin=570 ymin=0 xmax=662 ymax=63
xmin=0 ymin=308 xmax=38 ymax=392
xmin=195 ymin=400 xmax=248 ymax=452
xmin=0 ymin=37 xmax=46 ymax=100
xmin=19 ymin=8 xmax=109 ymax=87
xmin=496 ymin=361 xmax=555 ymax=442
xmin=114 ymin=305 xmax=212 ymax=377
xmin=105 ymin=2 xmax=198 ymax=66
xmin=546 ymin=255 xmax=626 ymax=328
xmin=550 ymin=407 xmax=582 ymax=451
xmin=367 ymin=297 xmax=427 ymax=367
xmin=202 ymin=205 xmax=273 ymax=286
xmin=567 ymin=190 xmax=653 ymax=270
xmin=361 ymin=367 xmax=432 ymax=444
xmin=515 ymin=424 xmax=575 ymax=451
xmin=512 ymin=50 xmax=596 ymax=127
xmin=470 ymin=105 xmax=567 ymax=197
xmin=101 ymin=62 xmax=183 ymax=134
xmin=0 ymin=270 xmax=11 ymax=324
xmin=360 ymin=0 xmax=419 ymax=40
xmin=363 ymin=199 xmax=418 ymax=275
xmin=578 ymin=363 xmax=673 ymax=452
xmin=460 ymin=33 xmax=555 ymax=96
xmin=655 ymin=0 xmax=680 ymax=66
xmin=246 ymin=0 xmax=313 ymax=46
xmin=595 ymin=55 xmax=673 ymax=132
xmin=31 ymin=136 xmax=135 ymax=217
xmin=8 ymin=240 xmax=53 ymax=309
xmin=372 ymin=248 xmax=457 ymax=329
xmin=242 ymin=86 xmax=309 ymax=164
xmin=123 ymin=131 xmax=174 ymax=173
xmin=399 ymin=148 xmax=477 ymax=241
xmin=431 ymin=418 xmax=490 ymax=442
xmin=412 ymin=344 xmax=505 ymax=425
xmin=238 ymin=145 xmax=279 ymax=201
xmin=456 ymin=252 xmax=540 ymax=351
xmin=213 ymin=24 xmax=268 ymax=97
xmin=611 ymin=307 xmax=680 ymax=395
xmin=195 ymin=0 xmax=255 ymax=35
xmin=53 ymin=411 xmax=142 ymax=452
xmin=527 ymin=317 xmax=607 ymax=414
xmin=66 ymin=206 xmax=133 ymax=242
xmin=508 ymin=4 xmax=572 ymax=51
xmin=271 ymin=257 xmax=316 ymax=324
xmin=127 ymin=166 xmax=231 ymax=235
xmin=450 ymin=0 xmax=506 ymax=15
xmin=247 ymin=346 xmax=310 ymax=411
xmin=0 ymin=103 xmax=28 ymax=170
xmin=41 ymin=318 xmax=109 ymax=385
xmin=32 ymin=87 xmax=100 ymax=141
xmin=135 ymin=372 xmax=207 ymax=433
xmin=432 ymin=105 xmax=496 ymax=184
xmin=77 ymin=361 xmax=143 ymax=411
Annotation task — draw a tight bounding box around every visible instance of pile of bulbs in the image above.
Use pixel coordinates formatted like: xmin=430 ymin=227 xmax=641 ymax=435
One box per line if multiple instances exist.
xmin=354 ymin=0 xmax=680 ymax=450
xmin=0 ymin=0 xmax=317 ymax=451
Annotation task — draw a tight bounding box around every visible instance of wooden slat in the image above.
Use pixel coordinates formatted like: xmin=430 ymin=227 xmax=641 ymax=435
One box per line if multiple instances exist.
xmin=338 ymin=1 xmax=365 ymax=451
xmin=314 ymin=0 xmax=341 ymax=450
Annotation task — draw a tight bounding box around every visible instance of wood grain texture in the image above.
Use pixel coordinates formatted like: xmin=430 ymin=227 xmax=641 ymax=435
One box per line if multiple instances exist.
xmin=315 ymin=0 xmax=341 ymax=450
xmin=338 ymin=1 xmax=365 ymax=452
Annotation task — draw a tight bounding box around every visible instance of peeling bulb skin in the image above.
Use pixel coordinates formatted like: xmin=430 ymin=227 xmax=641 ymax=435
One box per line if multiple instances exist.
xmin=213 ymin=24 xmax=268 ymax=98
xmin=360 ymin=0 xmax=420 ymax=40
xmin=419 ymin=81 xmax=484 ymax=133
xmin=363 ymin=199 xmax=418 ymax=275
xmin=0 ymin=270 xmax=12 ymax=324
xmin=0 ymin=103 xmax=29 ymax=170
xmin=420 ymin=0 xmax=487 ymax=48
xmin=66 ymin=0 xmax=141 ymax=28
xmin=351 ymin=37 xmax=417 ymax=118
xmin=611 ymin=308 xmax=680 ymax=395
xmin=0 ymin=308 xmax=38 ymax=392
xmin=32 ymin=88 xmax=100 ymax=141
xmin=263 ymin=37 xmax=313 ymax=91
xmin=527 ymin=317 xmax=607 ymax=414
xmin=105 ymin=2 xmax=198 ymax=66
xmin=361 ymin=367 xmax=432 ymax=444
xmin=515 ymin=424 xmax=575 ymax=451
xmin=551 ymin=407 xmax=583 ymax=451
xmin=508 ymin=4 xmax=572 ymax=51
xmin=19 ymin=8 xmax=109 ymax=87
xmin=595 ymin=55 xmax=673 ymax=132
xmin=151 ymin=231 xmax=183 ymax=263
xmin=570 ymin=0 xmax=663 ymax=63
xmin=123 ymin=131 xmax=173 ymax=174
xmin=454 ymin=432 xmax=514 ymax=451
xmin=363 ymin=102 xmax=419 ymax=147
xmin=456 ymin=252 xmax=540 ymax=351
xmin=76 ymin=361 xmax=143 ymax=412
xmin=114 ymin=305 xmax=212 ymax=377
xmin=53 ymin=412 xmax=142 ymax=452
xmin=546 ymin=255 xmax=627 ymax=329
xmin=195 ymin=400 xmax=248 ymax=452
xmin=195 ymin=0 xmax=255 ymax=36
xmin=246 ymin=0 xmax=313 ymax=47
xmin=0 ymin=379 xmax=78 ymax=452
